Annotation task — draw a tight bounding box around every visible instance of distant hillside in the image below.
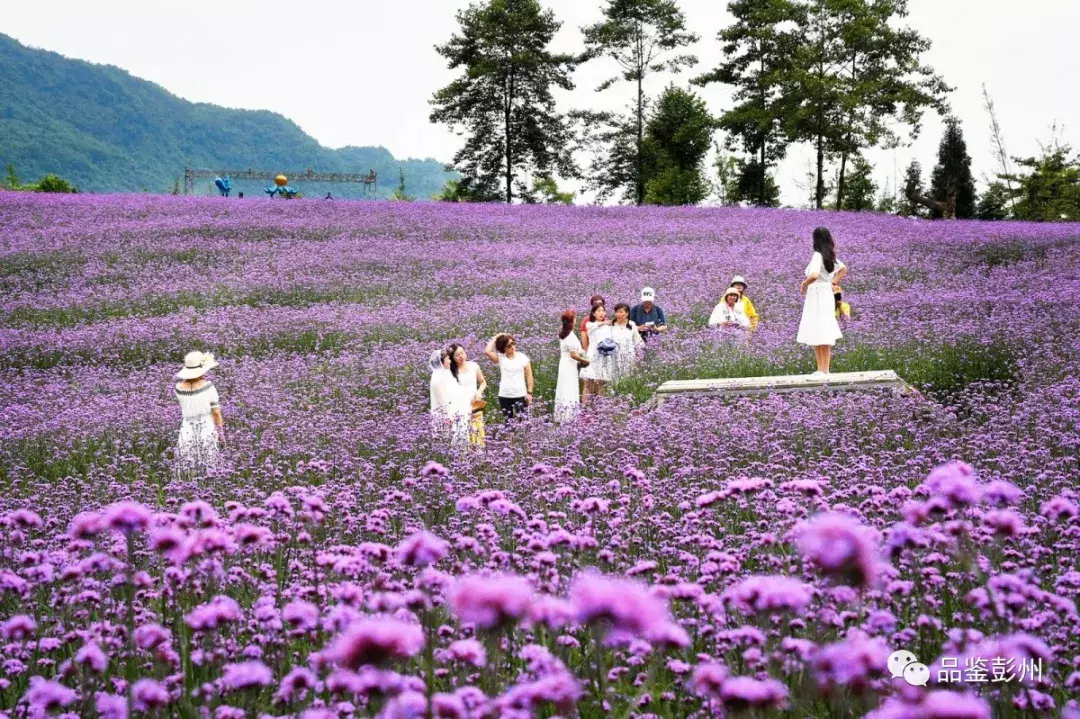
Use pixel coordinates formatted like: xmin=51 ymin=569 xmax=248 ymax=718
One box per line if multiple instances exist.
xmin=0 ymin=33 xmax=454 ymax=198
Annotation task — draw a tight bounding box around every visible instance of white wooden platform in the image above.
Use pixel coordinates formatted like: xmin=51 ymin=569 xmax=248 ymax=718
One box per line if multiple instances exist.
xmin=652 ymin=370 xmax=914 ymax=404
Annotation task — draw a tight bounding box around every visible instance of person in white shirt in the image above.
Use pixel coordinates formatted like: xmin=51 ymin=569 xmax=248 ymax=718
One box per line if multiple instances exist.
xmin=609 ymin=302 xmax=644 ymax=382
xmin=428 ymin=349 xmax=458 ymax=440
xmin=484 ymin=333 xmax=534 ymax=422
xmin=708 ymin=286 xmax=752 ymax=329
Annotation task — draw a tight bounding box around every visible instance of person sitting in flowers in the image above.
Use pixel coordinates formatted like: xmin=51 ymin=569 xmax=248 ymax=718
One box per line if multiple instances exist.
xmin=708 ymin=287 xmax=751 ymax=330
xmin=729 ymin=275 xmax=759 ymax=329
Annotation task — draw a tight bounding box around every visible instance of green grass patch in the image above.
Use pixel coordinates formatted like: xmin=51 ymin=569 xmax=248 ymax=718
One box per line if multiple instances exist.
xmin=612 ymin=337 xmax=1019 ymax=405
xmin=0 ymin=250 xmax=85 ymax=291
xmin=1 ymin=327 xmax=354 ymax=371
xmin=1 ymin=283 xmax=399 ymax=328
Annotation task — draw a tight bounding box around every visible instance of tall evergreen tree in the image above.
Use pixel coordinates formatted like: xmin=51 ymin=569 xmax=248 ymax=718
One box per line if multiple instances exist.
xmin=641 ymin=85 xmax=714 ymax=205
xmin=830 ymin=0 xmax=949 ymax=209
xmin=781 ymin=0 xmax=949 ymax=209
xmin=899 ymin=160 xmax=925 ymax=217
xmin=430 ymin=0 xmax=578 ymax=204
xmin=928 ymin=119 xmax=976 ymax=218
xmin=840 ymin=155 xmax=877 ymax=211
xmin=581 ymin=0 xmax=698 ymax=205
xmin=732 ymin=158 xmax=781 ymax=206
xmin=694 ymin=0 xmax=799 ymax=207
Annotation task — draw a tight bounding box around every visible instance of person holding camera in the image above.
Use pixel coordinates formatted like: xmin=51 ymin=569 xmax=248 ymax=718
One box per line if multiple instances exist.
xmin=629 ymin=287 xmax=668 ymax=342
xmin=555 ymin=310 xmax=589 ymax=423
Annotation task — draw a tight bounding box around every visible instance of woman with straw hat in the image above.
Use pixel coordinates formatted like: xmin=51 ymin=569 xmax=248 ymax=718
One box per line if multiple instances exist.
xmin=174 ymin=350 xmax=225 ymax=474
xmin=708 ymin=286 xmax=751 ymax=329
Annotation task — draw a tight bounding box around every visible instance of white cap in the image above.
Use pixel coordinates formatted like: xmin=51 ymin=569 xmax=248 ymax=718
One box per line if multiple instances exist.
xmin=731 ymin=275 xmax=747 ymax=288
xmin=640 ymin=287 xmax=655 ymax=301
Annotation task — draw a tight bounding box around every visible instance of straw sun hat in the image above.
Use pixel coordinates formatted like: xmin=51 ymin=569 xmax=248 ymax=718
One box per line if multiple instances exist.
xmin=175 ymin=351 xmax=219 ymax=380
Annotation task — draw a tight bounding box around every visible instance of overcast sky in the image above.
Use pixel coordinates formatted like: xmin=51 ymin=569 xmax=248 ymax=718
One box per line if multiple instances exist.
xmin=6 ymin=0 xmax=1080 ymax=205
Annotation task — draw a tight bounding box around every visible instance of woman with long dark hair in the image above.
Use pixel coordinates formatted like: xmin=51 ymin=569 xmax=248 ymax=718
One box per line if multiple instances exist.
xmin=555 ymin=310 xmax=588 ymax=423
xmin=798 ymin=227 xmax=848 ymax=375
xmin=609 ymin=302 xmax=643 ymax=382
xmin=447 ymin=343 xmax=488 ymax=448
xmin=580 ymin=303 xmax=615 ymax=402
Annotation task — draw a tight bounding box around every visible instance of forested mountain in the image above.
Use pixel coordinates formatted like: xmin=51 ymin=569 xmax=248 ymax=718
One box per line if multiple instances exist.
xmin=0 ymin=33 xmax=453 ymax=198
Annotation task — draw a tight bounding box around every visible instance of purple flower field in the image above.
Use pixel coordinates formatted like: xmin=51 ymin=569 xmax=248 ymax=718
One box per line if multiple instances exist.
xmin=1 ymin=191 xmax=1080 ymax=718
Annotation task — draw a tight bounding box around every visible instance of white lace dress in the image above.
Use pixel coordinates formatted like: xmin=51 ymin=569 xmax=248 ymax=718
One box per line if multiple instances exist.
xmin=608 ymin=321 xmax=643 ymax=383
xmin=175 ymin=382 xmax=220 ymax=473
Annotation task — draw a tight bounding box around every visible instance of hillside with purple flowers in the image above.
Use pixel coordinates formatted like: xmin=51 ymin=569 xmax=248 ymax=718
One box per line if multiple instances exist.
xmin=2 ymin=192 xmax=1080 ymax=718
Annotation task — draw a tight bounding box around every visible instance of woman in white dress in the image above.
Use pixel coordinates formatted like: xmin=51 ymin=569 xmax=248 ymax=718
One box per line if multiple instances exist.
xmin=448 ymin=344 xmax=488 ymax=448
xmin=580 ymin=304 xmax=616 ymax=402
xmin=609 ymin=303 xmax=644 ymax=383
xmin=428 ymin=349 xmax=458 ymax=440
xmin=174 ymin=351 xmax=225 ymax=475
xmin=555 ymin=310 xmax=589 ymax=423
xmin=797 ymin=227 xmax=848 ymax=375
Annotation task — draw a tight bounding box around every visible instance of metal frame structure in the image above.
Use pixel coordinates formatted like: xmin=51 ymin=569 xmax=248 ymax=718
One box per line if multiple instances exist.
xmin=183 ymin=167 xmax=378 ymax=196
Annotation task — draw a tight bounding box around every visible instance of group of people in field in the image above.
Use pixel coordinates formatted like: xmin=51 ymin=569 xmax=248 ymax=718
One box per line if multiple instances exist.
xmin=170 ymin=227 xmax=850 ymax=467
xmin=422 ymin=227 xmax=850 ymax=450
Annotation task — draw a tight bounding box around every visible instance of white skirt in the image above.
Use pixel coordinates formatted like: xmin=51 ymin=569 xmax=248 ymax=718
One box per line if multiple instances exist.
xmin=177 ymin=418 xmax=219 ymax=473
xmin=797 ymin=284 xmax=843 ymax=347
xmin=554 ymin=356 xmax=581 ymax=423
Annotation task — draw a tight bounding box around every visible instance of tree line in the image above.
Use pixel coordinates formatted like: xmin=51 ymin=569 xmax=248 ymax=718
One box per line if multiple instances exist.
xmin=429 ymin=0 xmax=1080 ymax=221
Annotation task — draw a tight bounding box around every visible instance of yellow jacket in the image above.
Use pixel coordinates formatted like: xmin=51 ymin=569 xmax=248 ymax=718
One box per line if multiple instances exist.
xmin=741 ymin=296 xmax=759 ymax=329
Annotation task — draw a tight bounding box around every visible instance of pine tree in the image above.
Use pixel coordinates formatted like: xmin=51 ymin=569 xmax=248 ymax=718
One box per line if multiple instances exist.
xmin=732 ymin=158 xmax=781 ymax=207
xmin=840 ymin=155 xmax=877 ymax=212
xmin=899 ymin=161 xmax=925 ymax=217
xmin=694 ymin=0 xmax=798 ymax=207
xmin=782 ymin=0 xmax=949 ymax=210
xmin=391 ymin=166 xmax=414 ymax=201
xmin=641 ymin=85 xmax=713 ymax=205
xmin=3 ymin=162 xmax=20 ymax=190
xmin=430 ymin=0 xmax=578 ymax=204
xmin=581 ymin=0 xmax=698 ymax=205
xmin=924 ymin=118 xmax=976 ymax=219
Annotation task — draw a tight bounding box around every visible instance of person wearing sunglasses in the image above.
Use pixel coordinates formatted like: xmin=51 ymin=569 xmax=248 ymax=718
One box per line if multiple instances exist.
xmin=484 ymin=333 xmax=534 ymax=422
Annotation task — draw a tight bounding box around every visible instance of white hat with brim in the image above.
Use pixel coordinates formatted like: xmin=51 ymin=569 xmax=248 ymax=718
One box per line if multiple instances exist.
xmin=176 ymin=351 xmax=219 ymax=380
xmin=641 ymin=287 xmax=656 ymax=301
xmin=731 ymin=275 xmax=748 ymax=288
xmin=723 ymin=286 xmax=742 ymax=300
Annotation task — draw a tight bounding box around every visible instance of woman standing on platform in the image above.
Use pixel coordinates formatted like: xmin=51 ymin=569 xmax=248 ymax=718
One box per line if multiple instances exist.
xmin=798 ymin=227 xmax=848 ymax=376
